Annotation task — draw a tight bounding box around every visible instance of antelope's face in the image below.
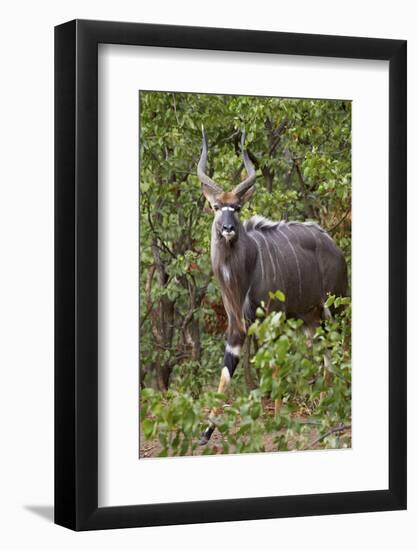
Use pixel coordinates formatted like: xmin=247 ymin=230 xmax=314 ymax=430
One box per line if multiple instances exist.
xmin=211 ymin=192 xmax=242 ymax=244
xmin=197 ymin=128 xmax=256 ymax=245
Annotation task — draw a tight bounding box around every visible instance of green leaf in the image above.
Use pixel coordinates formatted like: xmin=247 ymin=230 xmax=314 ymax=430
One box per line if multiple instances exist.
xmin=142 ymin=418 xmax=155 ymax=439
xmin=325 ymin=295 xmax=335 ymax=308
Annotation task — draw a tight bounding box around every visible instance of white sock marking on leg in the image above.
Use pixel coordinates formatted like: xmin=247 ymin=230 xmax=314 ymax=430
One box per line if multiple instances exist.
xmin=225 ymin=343 xmax=241 ymax=356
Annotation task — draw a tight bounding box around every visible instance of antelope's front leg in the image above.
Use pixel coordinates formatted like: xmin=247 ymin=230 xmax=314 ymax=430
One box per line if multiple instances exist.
xmin=200 ymin=337 xmax=243 ymax=445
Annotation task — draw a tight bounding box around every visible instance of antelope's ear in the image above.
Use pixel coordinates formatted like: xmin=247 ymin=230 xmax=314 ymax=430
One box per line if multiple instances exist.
xmin=201 ymin=183 xmax=219 ymax=208
xmin=239 ymin=185 xmax=256 ymax=205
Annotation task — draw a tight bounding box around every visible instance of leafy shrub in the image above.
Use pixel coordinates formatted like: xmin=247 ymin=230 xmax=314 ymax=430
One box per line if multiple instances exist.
xmin=140 ymin=295 xmax=351 ymax=456
xmin=139 ymin=92 xmax=351 ymax=457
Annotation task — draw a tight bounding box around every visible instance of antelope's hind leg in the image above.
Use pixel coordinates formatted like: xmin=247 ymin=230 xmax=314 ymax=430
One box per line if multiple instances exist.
xmin=199 ymin=338 xmax=244 ymax=445
xmin=320 ymin=349 xmax=332 ymax=401
xmin=320 ymin=305 xmax=333 ymax=400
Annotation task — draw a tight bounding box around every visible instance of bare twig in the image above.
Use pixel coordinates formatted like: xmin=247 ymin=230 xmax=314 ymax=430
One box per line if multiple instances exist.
xmin=269 ymin=117 xmax=288 ymax=156
xmin=145 ymin=201 xmax=176 ymax=258
xmin=143 ymin=445 xmax=157 ymax=457
xmin=327 ymin=209 xmax=351 ymax=234
xmin=304 ymin=423 xmax=351 ymax=450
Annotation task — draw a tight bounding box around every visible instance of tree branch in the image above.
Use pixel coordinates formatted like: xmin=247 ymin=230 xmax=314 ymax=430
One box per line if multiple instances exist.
xmin=145 ymin=199 xmax=176 ymax=259
xmin=303 ymin=423 xmax=351 ymax=450
xmin=140 ymin=265 xmax=156 ymax=328
xmin=294 ymin=160 xmax=316 ymax=219
xmin=327 ymin=209 xmax=351 ymax=234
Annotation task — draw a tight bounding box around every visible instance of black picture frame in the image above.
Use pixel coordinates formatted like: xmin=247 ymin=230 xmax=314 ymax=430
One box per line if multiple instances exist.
xmin=55 ymin=19 xmax=407 ymax=531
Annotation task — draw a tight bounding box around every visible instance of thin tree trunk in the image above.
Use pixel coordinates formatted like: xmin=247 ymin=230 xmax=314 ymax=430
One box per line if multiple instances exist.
xmin=294 ymin=160 xmax=316 ymax=219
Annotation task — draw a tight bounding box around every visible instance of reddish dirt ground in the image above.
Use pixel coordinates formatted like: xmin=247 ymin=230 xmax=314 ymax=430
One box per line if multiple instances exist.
xmin=139 ymin=401 xmax=351 ymax=459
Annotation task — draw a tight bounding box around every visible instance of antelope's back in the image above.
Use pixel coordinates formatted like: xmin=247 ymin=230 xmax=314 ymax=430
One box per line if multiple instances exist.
xmin=244 ymin=217 xmax=347 ymax=317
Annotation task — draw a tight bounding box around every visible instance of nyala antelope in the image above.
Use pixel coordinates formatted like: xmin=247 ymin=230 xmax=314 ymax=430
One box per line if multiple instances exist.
xmin=198 ymin=128 xmax=348 ymax=445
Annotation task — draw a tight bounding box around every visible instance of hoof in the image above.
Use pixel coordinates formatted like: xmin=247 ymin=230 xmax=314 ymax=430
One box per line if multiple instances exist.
xmin=199 ymin=435 xmax=209 ymax=446
xmin=199 ymin=426 xmax=214 ymax=446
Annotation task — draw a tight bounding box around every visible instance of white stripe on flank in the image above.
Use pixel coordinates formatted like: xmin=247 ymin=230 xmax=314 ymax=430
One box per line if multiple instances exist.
xmin=268 ymin=237 xmax=286 ymax=295
xmin=301 ymin=223 xmax=321 ymax=254
xmin=247 ymin=232 xmax=265 ymax=280
xmin=226 ymin=343 xmax=241 ymax=356
xmin=257 ymin=231 xmax=277 ymax=280
xmin=304 ymin=221 xmax=333 ymax=241
xmin=277 ymin=227 xmax=302 ymax=300
xmin=285 ymin=224 xmax=301 ymax=245
xmin=301 ymin=223 xmax=316 ymax=239
xmin=303 ymin=222 xmax=332 ymax=248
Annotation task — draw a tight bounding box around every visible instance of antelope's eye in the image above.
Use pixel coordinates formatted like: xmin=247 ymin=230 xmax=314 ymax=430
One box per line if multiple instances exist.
xmin=235 ymin=205 xmax=241 ymax=212
xmin=213 ymin=204 xmax=220 ymax=211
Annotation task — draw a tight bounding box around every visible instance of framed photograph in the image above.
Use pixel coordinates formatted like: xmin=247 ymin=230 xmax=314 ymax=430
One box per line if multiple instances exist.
xmin=55 ymin=19 xmax=406 ymax=530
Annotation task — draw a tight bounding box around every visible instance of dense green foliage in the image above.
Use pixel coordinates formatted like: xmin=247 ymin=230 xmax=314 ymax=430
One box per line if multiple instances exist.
xmin=139 ymin=91 xmax=351 ymax=457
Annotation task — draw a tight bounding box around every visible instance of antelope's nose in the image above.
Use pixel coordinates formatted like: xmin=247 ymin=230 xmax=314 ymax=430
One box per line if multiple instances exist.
xmin=223 ymin=224 xmax=235 ymax=233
